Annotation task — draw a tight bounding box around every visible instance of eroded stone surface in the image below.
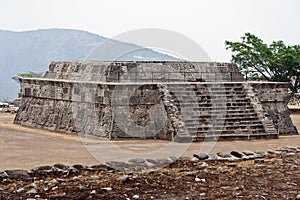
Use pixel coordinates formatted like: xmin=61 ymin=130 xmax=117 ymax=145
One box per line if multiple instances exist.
xmin=14 ymin=61 xmax=297 ymax=141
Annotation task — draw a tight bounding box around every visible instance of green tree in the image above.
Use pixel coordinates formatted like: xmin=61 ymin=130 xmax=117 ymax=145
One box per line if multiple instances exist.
xmin=225 ymin=33 xmax=300 ymax=98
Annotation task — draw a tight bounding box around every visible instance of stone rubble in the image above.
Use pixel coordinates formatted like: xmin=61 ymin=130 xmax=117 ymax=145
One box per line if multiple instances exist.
xmin=0 ymin=146 xmax=299 ymax=199
xmin=0 ymin=146 xmax=298 ymax=178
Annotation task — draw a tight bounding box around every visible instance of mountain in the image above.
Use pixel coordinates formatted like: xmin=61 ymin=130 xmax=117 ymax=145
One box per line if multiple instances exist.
xmin=0 ymin=29 xmax=179 ymax=100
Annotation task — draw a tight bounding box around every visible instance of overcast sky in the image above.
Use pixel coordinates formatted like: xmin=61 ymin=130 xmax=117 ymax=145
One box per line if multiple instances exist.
xmin=1 ymin=0 xmax=299 ymax=61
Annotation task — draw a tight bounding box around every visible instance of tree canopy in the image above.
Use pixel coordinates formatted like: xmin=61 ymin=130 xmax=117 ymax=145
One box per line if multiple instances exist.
xmin=225 ymin=33 xmax=300 ymax=95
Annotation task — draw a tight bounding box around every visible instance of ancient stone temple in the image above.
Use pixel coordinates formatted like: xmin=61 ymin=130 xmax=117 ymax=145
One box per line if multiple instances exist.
xmin=14 ymin=61 xmax=297 ymax=142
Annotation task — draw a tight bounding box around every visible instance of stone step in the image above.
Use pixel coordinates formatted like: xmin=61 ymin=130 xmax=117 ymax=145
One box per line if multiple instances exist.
xmin=191 ymin=133 xmax=279 ymax=141
xmin=166 ymin=92 xmax=246 ymax=97
xmin=171 ymin=91 xmax=246 ymax=95
xmin=187 ymin=130 xmax=265 ymax=136
xmin=178 ymin=107 xmax=256 ymax=112
xmin=187 ymin=121 xmax=264 ymax=126
xmin=188 ymin=118 xmax=262 ymax=124
xmin=184 ymin=116 xmax=261 ymax=122
xmin=166 ymin=85 xmax=244 ymax=89
xmin=182 ymin=112 xmax=258 ymax=117
xmin=179 ymin=108 xmax=253 ymax=113
xmin=186 ymin=124 xmax=264 ymax=131
xmin=190 ymin=130 xmax=266 ymax=136
xmin=180 ymin=100 xmax=251 ymax=104
xmin=161 ymin=83 xmax=276 ymax=141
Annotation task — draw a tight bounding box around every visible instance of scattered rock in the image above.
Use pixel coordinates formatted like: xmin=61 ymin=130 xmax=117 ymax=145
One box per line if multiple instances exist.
xmin=90 ymin=175 xmax=100 ymax=180
xmin=5 ymin=169 xmax=31 ymax=180
xmin=0 ymin=171 xmax=8 ymax=179
xmin=267 ymin=150 xmax=281 ymax=154
xmin=106 ymin=161 xmax=127 ymax=169
xmin=90 ymin=190 xmax=96 ymax=194
xmin=102 ymin=187 xmax=112 ymax=191
xmin=179 ymin=157 xmax=197 ymax=161
xmin=193 ymin=153 xmax=209 ymax=160
xmin=0 ymin=147 xmax=299 ymax=199
xmin=286 ymin=146 xmax=297 ymax=151
xmin=285 ymin=152 xmax=296 ymax=157
xmin=242 ymin=150 xmax=255 ymax=156
xmin=49 ymin=193 xmax=66 ymax=199
xmin=230 ymin=151 xmax=243 ymax=158
xmin=118 ymin=175 xmax=130 ymax=182
xmin=31 ymin=165 xmax=52 ymax=171
xmin=26 ymin=188 xmax=37 ymax=194
xmin=195 ymin=162 xmax=208 ymax=170
xmin=51 ymin=186 xmax=58 ymax=191
xmin=255 ymin=151 xmax=267 ymax=156
xmin=254 ymin=159 xmax=265 ymax=164
xmin=29 ymin=183 xmax=37 ymax=188
xmin=227 ymin=163 xmax=238 ymax=167
xmin=2 ymin=179 xmax=10 ymax=184
xmin=53 ymin=163 xmax=69 ymax=170
xmin=128 ymin=158 xmax=146 ymax=164
xmin=72 ymin=164 xmax=88 ymax=170
xmin=207 ymin=154 xmax=219 ymax=160
xmin=155 ymin=158 xmax=173 ymax=167
xmin=90 ymin=164 xmax=109 ymax=171
xmin=16 ymin=187 xmax=24 ymax=193
xmin=217 ymin=152 xmax=232 ymax=158
xmin=146 ymin=159 xmax=158 ymax=165
xmin=169 ymin=156 xmax=179 ymax=162
xmin=78 ymin=185 xmax=88 ymax=191
xmin=57 ymin=178 xmax=67 ymax=182
xmin=195 ymin=177 xmax=206 ymax=182
xmin=50 ymin=166 xmax=64 ymax=174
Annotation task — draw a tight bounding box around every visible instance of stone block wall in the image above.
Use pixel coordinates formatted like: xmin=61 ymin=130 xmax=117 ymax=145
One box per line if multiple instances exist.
xmin=14 ymin=61 xmax=297 ymax=141
xmin=44 ymin=61 xmax=244 ymax=83
xmin=15 ymin=79 xmax=297 ymax=141
xmin=15 ymin=79 xmax=175 ymax=139
xmin=250 ymin=82 xmax=297 ymax=134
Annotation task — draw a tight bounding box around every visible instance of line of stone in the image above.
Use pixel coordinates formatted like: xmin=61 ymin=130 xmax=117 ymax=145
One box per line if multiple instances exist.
xmin=0 ymin=146 xmax=299 ymax=182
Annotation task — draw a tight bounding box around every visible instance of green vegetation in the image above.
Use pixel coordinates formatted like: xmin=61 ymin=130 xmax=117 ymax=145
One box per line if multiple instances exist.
xmin=12 ymin=71 xmax=44 ymax=98
xmin=12 ymin=71 xmax=44 ymax=83
xmin=225 ymin=33 xmax=300 ymax=98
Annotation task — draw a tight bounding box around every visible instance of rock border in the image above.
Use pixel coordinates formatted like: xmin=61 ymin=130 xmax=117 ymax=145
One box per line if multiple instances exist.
xmin=1 ymin=146 xmax=300 ymax=181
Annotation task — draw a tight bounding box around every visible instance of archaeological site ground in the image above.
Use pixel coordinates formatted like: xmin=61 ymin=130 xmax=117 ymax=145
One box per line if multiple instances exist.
xmin=1 ymin=61 xmax=299 ymax=199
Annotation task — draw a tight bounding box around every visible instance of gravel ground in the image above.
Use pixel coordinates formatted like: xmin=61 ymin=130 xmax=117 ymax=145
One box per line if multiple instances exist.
xmin=0 ymin=149 xmax=300 ymax=199
xmin=0 ymin=113 xmax=299 ymax=170
xmin=0 ymin=112 xmax=300 ymax=199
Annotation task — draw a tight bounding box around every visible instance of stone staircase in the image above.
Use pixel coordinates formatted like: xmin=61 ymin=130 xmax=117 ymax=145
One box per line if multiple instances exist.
xmin=162 ymin=83 xmax=278 ymax=141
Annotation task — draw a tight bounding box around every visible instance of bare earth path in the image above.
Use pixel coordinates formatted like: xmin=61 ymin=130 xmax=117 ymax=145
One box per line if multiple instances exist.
xmin=0 ymin=112 xmax=300 ymax=170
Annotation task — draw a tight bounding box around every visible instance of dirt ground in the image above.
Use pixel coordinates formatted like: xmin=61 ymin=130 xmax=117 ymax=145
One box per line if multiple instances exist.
xmin=0 ymin=112 xmax=300 ymax=170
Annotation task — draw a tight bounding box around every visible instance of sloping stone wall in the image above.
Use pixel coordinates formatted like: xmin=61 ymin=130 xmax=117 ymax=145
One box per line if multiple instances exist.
xmin=250 ymin=82 xmax=298 ymax=134
xmin=14 ymin=80 xmax=297 ymax=141
xmin=14 ymin=61 xmax=297 ymax=141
